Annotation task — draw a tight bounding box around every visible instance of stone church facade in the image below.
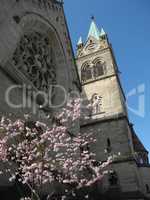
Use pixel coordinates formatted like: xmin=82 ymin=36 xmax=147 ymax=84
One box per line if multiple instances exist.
xmin=0 ymin=0 xmax=150 ymax=199
xmin=0 ymin=0 xmax=80 ymax=120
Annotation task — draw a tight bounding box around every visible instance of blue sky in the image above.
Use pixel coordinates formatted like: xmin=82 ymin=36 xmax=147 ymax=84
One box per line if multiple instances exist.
xmin=64 ymin=0 xmax=150 ymax=153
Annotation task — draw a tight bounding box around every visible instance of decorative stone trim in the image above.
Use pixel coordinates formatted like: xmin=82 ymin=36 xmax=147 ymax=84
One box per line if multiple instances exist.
xmin=15 ymin=0 xmax=63 ymax=12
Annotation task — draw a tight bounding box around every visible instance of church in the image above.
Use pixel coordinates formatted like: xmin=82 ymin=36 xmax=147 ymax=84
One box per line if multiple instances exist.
xmin=0 ymin=0 xmax=150 ymax=199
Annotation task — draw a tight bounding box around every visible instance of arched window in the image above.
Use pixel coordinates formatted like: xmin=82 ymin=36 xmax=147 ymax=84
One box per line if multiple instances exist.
xmin=106 ymin=138 xmax=112 ymax=153
xmin=93 ymin=60 xmax=105 ymax=78
xmin=107 ymin=138 xmax=111 ymax=147
xmin=81 ymin=63 xmax=92 ymax=83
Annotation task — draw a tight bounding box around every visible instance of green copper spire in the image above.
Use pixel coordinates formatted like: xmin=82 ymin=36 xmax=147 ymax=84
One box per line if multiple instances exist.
xmin=87 ymin=17 xmax=100 ymax=40
xmin=100 ymin=27 xmax=106 ymax=36
xmin=77 ymin=36 xmax=83 ymax=45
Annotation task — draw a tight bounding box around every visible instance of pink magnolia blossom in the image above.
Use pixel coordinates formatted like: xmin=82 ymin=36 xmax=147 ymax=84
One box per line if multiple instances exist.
xmin=0 ymin=99 xmax=111 ymax=200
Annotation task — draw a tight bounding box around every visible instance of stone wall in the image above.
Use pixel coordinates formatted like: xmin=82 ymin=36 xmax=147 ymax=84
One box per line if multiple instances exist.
xmin=139 ymin=166 xmax=150 ymax=197
xmin=101 ymin=161 xmax=141 ymax=193
xmin=0 ymin=68 xmax=31 ymax=118
xmin=82 ymin=75 xmax=126 ymax=118
xmin=0 ymin=0 xmax=79 ymax=119
xmin=81 ymin=118 xmax=150 ymax=198
xmin=81 ymin=117 xmax=133 ymax=161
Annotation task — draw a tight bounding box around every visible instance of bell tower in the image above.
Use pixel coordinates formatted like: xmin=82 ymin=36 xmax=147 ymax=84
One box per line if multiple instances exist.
xmin=76 ymin=18 xmax=127 ymax=119
xmin=76 ymin=18 xmax=150 ymax=199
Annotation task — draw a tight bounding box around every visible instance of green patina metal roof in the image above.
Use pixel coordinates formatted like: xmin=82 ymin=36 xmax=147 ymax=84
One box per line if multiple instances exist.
xmin=100 ymin=28 xmax=106 ymax=36
xmin=87 ymin=19 xmax=100 ymax=40
xmin=77 ymin=36 xmax=83 ymax=45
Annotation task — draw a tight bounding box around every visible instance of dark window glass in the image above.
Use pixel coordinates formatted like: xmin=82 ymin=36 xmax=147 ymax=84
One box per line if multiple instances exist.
xmin=107 ymin=138 xmax=111 ymax=147
xmin=81 ymin=64 xmax=92 ymax=82
xmin=93 ymin=61 xmax=104 ymax=78
xmin=106 ymin=138 xmax=111 ymax=153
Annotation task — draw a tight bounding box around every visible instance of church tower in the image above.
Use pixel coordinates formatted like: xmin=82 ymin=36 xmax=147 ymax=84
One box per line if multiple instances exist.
xmin=76 ymin=17 xmax=127 ymax=119
xmin=76 ymin=18 xmax=150 ymax=199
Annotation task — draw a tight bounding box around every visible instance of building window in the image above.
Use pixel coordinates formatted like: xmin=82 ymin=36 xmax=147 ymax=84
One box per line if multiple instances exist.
xmin=137 ymin=152 xmax=149 ymax=165
xmin=107 ymin=138 xmax=111 ymax=147
xmin=81 ymin=60 xmax=106 ymax=83
xmin=81 ymin=63 xmax=92 ymax=83
xmin=109 ymin=171 xmax=118 ymax=186
xmin=93 ymin=61 xmax=104 ymax=78
xmin=106 ymin=138 xmax=112 ymax=153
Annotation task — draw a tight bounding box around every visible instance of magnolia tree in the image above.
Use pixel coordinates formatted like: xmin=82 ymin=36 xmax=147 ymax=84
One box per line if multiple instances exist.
xmin=0 ymin=99 xmax=111 ymax=200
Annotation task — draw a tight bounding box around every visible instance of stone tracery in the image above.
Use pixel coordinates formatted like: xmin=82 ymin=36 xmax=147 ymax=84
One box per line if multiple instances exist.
xmin=12 ymin=32 xmax=56 ymax=92
xmin=81 ymin=59 xmax=106 ymax=83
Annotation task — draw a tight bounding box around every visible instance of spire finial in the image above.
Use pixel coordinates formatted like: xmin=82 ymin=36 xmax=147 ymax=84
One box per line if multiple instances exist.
xmin=77 ymin=36 xmax=83 ymax=46
xmin=87 ymin=16 xmax=100 ymax=40
xmin=100 ymin=27 xmax=106 ymax=36
xmin=91 ymin=15 xmax=95 ymax=21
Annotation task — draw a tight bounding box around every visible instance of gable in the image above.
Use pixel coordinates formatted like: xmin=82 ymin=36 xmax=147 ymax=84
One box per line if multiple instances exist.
xmin=78 ymin=36 xmax=101 ymax=57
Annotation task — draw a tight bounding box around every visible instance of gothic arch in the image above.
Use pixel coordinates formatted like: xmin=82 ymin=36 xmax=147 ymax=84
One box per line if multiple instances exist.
xmin=3 ymin=13 xmax=71 ymax=109
xmin=12 ymin=31 xmax=57 ymax=92
xmin=81 ymin=61 xmax=92 ymax=83
xmin=16 ymin=13 xmax=69 ymax=87
xmin=92 ymin=58 xmax=106 ymax=78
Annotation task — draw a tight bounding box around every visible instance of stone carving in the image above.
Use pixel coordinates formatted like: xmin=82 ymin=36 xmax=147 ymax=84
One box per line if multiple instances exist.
xmin=91 ymin=93 xmax=102 ymax=114
xmin=12 ymin=32 xmax=56 ymax=92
